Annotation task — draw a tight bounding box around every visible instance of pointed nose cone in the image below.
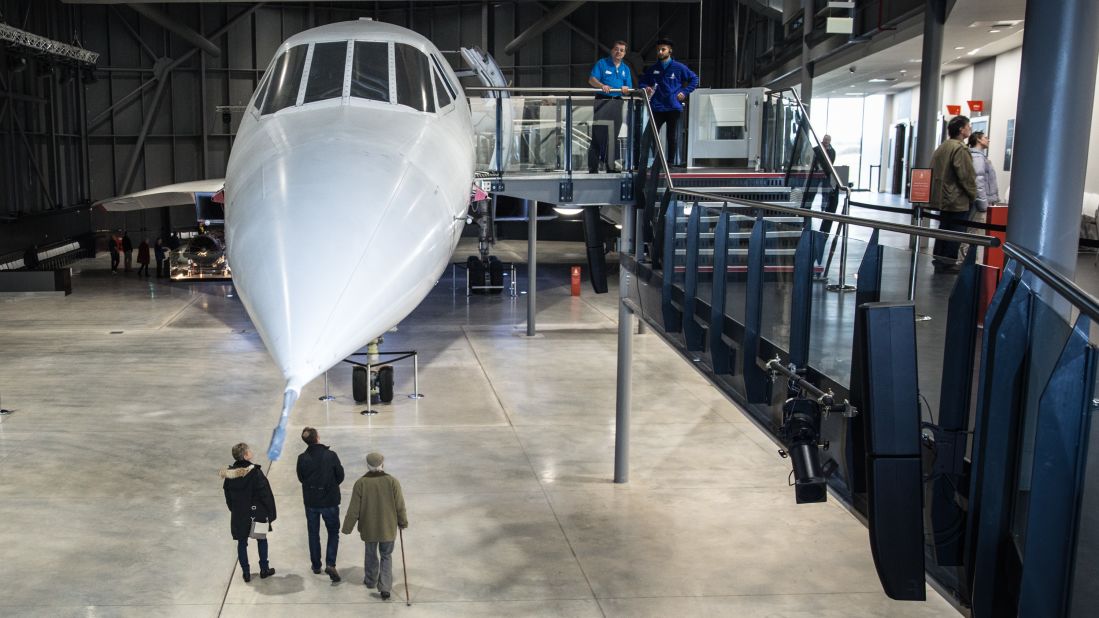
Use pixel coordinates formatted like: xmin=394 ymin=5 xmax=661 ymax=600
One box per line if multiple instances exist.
xmin=227 ymin=141 xmax=457 ymax=391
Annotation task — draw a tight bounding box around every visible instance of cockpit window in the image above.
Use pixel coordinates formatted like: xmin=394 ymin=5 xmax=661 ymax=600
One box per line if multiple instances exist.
xmin=261 ymin=45 xmax=308 ymax=114
xmin=432 ymin=68 xmax=452 ymax=108
xmin=303 ymin=41 xmax=349 ymax=104
xmin=350 ymin=41 xmax=390 ymax=102
xmin=430 ymin=55 xmax=457 ymax=105
xmin=394 ymin=43 xmax=435 ymax=113
xmin=251 ymin=70 xmax=272 ymax=112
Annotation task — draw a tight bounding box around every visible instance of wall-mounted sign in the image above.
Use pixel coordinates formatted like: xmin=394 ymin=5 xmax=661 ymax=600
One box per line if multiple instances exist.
xmin=967 ymin=100 xmax=985 ymax=113
xmin=910 ymin=168 xmax=932 ymax=204
xmin=946 ymin=105 xmax=962 ymax=116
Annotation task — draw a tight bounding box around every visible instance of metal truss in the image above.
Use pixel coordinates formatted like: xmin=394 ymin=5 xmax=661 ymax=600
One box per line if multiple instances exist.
xmin=0 ymin=22 xmax=99 ymax=66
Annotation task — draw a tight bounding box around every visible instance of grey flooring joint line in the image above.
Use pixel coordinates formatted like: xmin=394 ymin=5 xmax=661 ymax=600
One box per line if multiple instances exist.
xmin=0 ymin=240 xmax=955 ymax=616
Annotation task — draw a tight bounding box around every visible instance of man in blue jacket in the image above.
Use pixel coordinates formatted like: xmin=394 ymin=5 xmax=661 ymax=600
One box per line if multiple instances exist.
xmin=639 ymin=37 xmax=698 ymax=167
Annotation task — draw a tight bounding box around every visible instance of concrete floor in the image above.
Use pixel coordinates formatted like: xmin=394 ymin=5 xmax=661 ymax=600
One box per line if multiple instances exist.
xmin=0 ymin=240 xmax=956 ymax=617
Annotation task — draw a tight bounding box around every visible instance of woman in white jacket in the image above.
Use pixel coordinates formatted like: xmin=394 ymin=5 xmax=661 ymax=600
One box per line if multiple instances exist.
xmin=968 ymin=131 xmax=1000 ymax=211
xmin=964 ymin=131 xmax=999 ymax=261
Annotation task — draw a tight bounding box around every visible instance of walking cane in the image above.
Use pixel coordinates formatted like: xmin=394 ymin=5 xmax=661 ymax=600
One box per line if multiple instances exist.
xmin=399 ymin=527 xmax=410 ymax=606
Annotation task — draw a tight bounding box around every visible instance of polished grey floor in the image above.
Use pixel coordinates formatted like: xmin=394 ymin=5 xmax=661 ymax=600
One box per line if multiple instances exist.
xmin=0 ymin=241 xmax=955 ymax=616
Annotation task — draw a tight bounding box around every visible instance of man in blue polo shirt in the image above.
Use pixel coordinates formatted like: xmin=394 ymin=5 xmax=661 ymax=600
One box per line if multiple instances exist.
xmin=587 ymin=40 xmax=633 ymax=173
xmin=640 ymin=37 xmax=698 ymax=167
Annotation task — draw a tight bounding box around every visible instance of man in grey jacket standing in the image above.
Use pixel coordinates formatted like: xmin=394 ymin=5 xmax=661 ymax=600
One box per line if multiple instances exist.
xmin=342 ymin=452 xmax=408 ymax=601
xmin=297 ymin=427 xmax=345 ymax=581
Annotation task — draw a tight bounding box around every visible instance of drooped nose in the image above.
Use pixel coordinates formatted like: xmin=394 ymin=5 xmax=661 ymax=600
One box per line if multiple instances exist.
xmin=226 ymin=140 xmax=457 ymax=392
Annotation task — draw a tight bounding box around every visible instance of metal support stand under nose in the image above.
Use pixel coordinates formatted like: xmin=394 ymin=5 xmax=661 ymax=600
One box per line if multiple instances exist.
xmin=409 ymin=354 xmax=424 ymax=400
xmin=361 ymin=360 xmax=378 ymax=416
xmin=318 ymin=371 xmax=335 ymax=401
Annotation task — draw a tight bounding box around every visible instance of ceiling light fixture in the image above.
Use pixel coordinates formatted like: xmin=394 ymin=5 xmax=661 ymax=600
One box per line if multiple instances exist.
xmin=989 ymin=29 xmax=1001 ymax=33
xmin=845 ymin=92 xmax=864 ymax=96
xmin=967 ymin=49 xmax=980 ymax=56
xmin=954 ymin=46 xmax=965 ymax=50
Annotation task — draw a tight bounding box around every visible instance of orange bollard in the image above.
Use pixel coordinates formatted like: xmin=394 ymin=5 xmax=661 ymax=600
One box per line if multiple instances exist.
xmin=570 ymin=265 xmax=581 ymax=296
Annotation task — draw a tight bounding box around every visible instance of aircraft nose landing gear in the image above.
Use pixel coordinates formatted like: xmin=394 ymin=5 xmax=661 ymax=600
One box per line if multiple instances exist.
xmin=353 ymin=365 xmax=394 ymax=408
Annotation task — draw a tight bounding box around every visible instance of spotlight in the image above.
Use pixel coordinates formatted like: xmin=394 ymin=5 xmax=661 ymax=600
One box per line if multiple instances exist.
xmin=778 ymin=397 xmax=828 ymax=504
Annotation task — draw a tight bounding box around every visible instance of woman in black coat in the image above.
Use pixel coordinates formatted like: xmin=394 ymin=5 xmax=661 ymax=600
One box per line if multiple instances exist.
xmin=220 ymin=443 xmax=277 ymax=582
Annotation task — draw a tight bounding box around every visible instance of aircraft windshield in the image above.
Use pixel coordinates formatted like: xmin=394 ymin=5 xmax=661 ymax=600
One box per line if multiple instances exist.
xmin=256 ymin=40 xmax=444 ymax=114
xmin=351 ymin=41 xmax=390 ymax=102
xmin=394 ymin=43 xmax=434 ymax=113
xmin=261 ymin=45 xmax=308 ymax=114
xmin=303 ymin=41 xmax=348 ymax=104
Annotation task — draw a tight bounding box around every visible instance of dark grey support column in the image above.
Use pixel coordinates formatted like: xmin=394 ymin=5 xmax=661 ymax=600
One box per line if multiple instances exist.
xmin=799 ymin=0 xmax=813 ymax=107
xmin=1007 ymin=0 xmax=1099 ymax=278
xmin=914 ymin=0 xmax=946 ymax=169
xmin=527 ymin=200 xmax=537 ymax=336
xmin=615 ymin=204 xmax=635 ymax=483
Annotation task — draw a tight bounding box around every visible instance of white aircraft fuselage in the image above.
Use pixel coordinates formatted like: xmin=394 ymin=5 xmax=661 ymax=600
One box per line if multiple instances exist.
xmin=224 ymin=20 xmax=474 ymax=458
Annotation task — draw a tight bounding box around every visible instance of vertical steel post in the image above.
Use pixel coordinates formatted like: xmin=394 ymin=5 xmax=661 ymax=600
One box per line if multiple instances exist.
xmin=827 ymin=192 xmax=856 ymax=292
xmin=526 ymin=199 xmax=537 ymax=336
xmin=914 ymin=0 xmax=946 ymax=170
xmin=614 ymin=204 xmax=635 ymax=483
xmin=1007 ymin=0 xmax=1099 ymax=281
xmin=410 ymin=353 xmax=423 ymax=399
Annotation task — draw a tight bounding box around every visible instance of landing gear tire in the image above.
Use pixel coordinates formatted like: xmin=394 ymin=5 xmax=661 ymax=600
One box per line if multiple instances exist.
xmin=377 ymin=365 xmax=394 ymax=403
xmin=352 ymin=365 xmax=369 ymax=403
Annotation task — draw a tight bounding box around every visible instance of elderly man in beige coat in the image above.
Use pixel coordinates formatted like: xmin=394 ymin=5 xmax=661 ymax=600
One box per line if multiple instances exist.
xmin=341 ymin=452 xmax=408 ymax=600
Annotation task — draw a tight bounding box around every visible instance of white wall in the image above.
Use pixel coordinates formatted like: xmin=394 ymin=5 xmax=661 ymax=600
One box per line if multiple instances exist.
xmin=989 ymin=48 xmax=1021 ymax=193
xmin=879 ymin=45 xmax=1099 ymax=215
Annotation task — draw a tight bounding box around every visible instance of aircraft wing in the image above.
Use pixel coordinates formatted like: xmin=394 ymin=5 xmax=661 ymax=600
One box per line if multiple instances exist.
xmin=94 ymin=179 xmax=225 ymax=212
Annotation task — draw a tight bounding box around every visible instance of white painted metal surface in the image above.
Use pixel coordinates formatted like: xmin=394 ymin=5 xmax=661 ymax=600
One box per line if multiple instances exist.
xmin=223 ymin=21 xmax=475 ymax=459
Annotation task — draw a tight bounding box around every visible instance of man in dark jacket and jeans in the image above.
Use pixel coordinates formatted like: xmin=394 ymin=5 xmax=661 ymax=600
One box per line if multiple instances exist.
xmin=297 ymin=427 xmax=345 ymax=581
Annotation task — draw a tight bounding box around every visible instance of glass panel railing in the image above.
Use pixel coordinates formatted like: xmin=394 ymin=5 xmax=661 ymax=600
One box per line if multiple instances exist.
xmin=469 ymin=95 xmax=640 ymax=175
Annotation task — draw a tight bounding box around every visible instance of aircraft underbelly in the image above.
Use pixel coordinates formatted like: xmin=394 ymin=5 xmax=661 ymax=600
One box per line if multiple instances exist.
xmin=227 ymin=136 xmax=470 ymax=392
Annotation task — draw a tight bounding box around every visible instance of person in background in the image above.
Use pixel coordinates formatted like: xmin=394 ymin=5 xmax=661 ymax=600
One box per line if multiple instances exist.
xmin=154 ymin=238 xmax=167 ymax=278
xmin=968 ymin=131 xmax=1000 ymax=213
xmin=929 ymin=115 xmax=978 ymax=274
xmin=587 ymin=40 xmax=633 ymax=173
xmin=109 ymin=233 xmax=121 ymax=273
xmin=813 ymin=134 xmax=840 ymax=240
xmin=121 ymin=231 xmax=133 ymax=273
xmin=342 ymin=452 xmax=407 ymax=601
xmin=297 ymin=427 xmax=345 ymax=582
xmin=220 ymin=442 xmax=277 ymax=583
xmin=639 ymin=37 xmax=698 ymax=167
xmin=136 ymin=239 xmax=150 ymax=277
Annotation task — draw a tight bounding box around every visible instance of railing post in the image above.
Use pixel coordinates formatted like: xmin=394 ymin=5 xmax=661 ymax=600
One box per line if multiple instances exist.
xmin=564 ymin=96 xmax=573 ymax=174
xmin=494 ymin=95 xmax=503 ymax=174
xmin=827 ymin=191 xmax=856 ymax=292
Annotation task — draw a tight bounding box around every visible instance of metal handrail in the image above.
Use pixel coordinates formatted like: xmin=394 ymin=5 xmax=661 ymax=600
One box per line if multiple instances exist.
xmin=1003 ymin=243 xmax=1099 ymax=323
xmin=638 ymin=91 xmax=998 ymax=248
xmin=467 ymin=86 xmax=639 ymax=96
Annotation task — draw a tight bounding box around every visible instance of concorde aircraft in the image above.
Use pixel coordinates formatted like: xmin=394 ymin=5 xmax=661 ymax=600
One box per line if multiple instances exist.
xmin=98 ymin=20 xmax=476 ymax=460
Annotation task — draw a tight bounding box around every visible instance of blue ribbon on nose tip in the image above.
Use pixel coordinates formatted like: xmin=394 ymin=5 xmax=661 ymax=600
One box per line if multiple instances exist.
xmin=266 ymin=389 xmax=299 ymax=461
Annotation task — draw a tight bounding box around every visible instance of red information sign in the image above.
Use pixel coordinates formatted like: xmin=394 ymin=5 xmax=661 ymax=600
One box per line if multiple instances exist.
xmin=946 ymin=104 xmax=962 ymax=116
xmin=910 ymin=168 xmax=932 ymax=204
xmin=967 ymin=100 xmax=985 ymax=113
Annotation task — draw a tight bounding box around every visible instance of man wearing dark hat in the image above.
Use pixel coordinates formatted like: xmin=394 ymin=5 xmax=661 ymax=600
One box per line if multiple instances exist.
xmin=639 ymin=37 xmax=698 ymax=166
xmin=342 ymin=452 xmax=408 ymax=601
